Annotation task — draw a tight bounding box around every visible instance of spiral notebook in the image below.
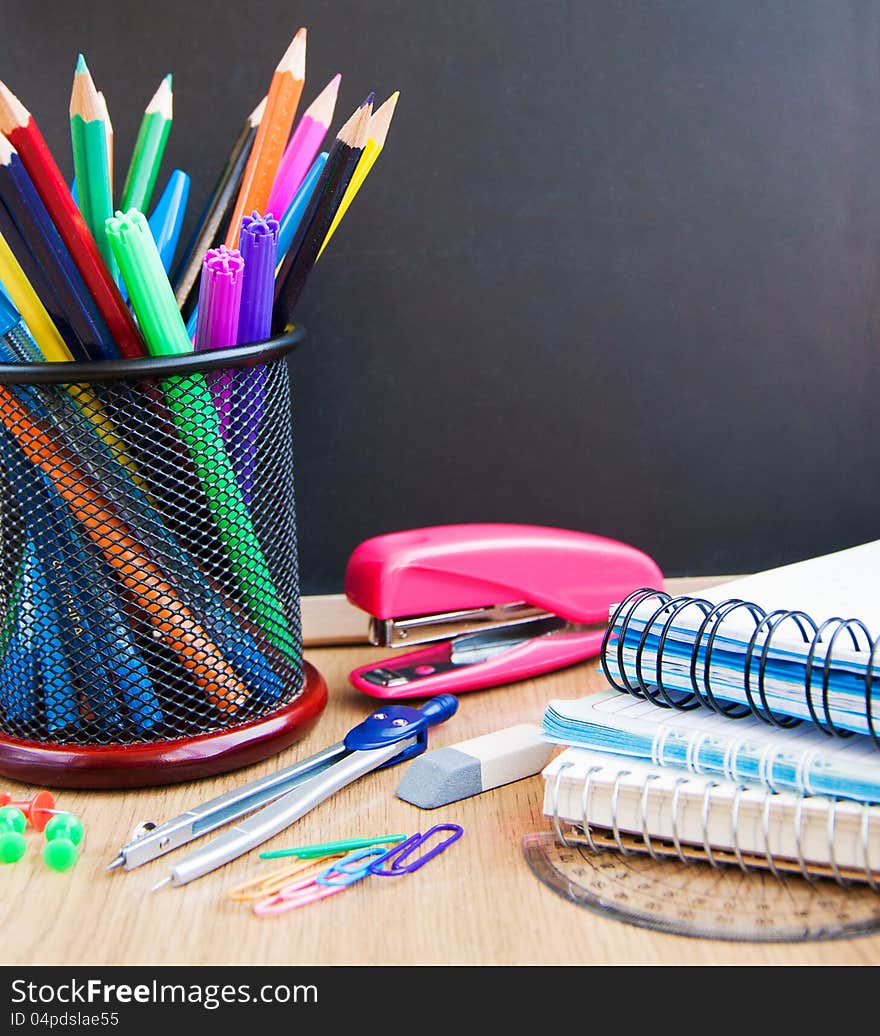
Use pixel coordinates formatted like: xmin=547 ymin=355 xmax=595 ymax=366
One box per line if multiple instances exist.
xmin=600 ymin=539 xmax=880 ymax=740
xmin=543 ymin=690 xmax=880 ymax=803
xmin=542 ymin=747 xmax=880 ymax=884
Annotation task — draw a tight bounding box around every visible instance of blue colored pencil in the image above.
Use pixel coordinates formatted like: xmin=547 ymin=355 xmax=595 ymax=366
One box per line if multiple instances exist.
xmin=0 ymin=135 xmax=118 ymax=360
xmin=275 ymin=150 xmax=327 ymax=263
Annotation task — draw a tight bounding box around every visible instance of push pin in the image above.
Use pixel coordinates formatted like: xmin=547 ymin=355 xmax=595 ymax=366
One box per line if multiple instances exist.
xmin=0 ymin=791 xmax=57 ymax=831
xmin=43 ymin=813 xmax=84 ymax=872
xmin=0 ymin=806 xmax=27 ymax=864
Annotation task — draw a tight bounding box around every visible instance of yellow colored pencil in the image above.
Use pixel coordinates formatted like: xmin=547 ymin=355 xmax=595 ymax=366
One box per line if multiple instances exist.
xmin=316 ymin=91 xmax=399 ymax=260
xmin=0 ymin=231 xmax=73 ymax=361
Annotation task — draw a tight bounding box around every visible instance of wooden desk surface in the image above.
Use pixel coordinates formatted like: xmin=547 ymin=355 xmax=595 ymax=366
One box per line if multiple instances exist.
xmin=2 ymin=577 xmax=879 ymax=967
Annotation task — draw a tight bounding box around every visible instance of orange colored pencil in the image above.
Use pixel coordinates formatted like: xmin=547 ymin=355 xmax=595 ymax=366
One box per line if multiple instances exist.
xmin=0 ymin=386 xmax=249 ymax=713
xmin=224 ymin=27 xmax=307 ymax=248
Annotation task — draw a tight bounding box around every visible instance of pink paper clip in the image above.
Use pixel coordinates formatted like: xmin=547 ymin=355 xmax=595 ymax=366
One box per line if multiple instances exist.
xmin=253 ymin=845 xmax=392 ymax=917
xmin=368 ymin=824 xmax=463 ymax=875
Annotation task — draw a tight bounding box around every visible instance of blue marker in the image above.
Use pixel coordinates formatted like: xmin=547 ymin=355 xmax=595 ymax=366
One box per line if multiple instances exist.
xmin=148 ymin=169 xmax=190 ymax=273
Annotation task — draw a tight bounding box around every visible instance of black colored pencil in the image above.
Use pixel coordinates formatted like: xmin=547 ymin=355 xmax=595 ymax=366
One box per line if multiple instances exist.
xmin=0 ymin=134 xmax=113 ymax=360
xmin=271 ymin=94 xmax=373 ymax=334
xmin=172 ymin=96 xmax=266 ymax=318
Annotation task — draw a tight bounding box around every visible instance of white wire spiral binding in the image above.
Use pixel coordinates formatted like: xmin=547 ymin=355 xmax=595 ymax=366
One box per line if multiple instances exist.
xmin=700 ymin=781 xmax=720 ymax=868
xmin=638 ymin=773 xmax=662 ymax=860
xmin=760 ymin=792 xmax=781 ymax=879
xmin=826 ymin=798 xmax=847 ymax=887
xmin=729 ymin=785 xmax=749 ymax=872
xmin=861 ymin=803 xmax=878 ymax=892
xmin=792 ymin=794 xmax=815 ymax=884
xmin=578 ymin=766 xmax=603 ymax=852
xmin=550 ymin=760 xmax=575 ymax=848
xmin=609 ymin=770 xmax=633 ymax=855
xmin=669 ymin=776 xmax=690 ymax=864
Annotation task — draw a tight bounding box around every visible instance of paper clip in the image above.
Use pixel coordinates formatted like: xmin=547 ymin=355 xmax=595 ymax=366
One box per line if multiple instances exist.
xmin=259 ymin=833 xmax=408 ymax=860
xmin=253 ymin=845 xmax=392 ymax=917
xmin=369 ymin=824 xmax=463 ymax=875
xmin=226 ymin=854 xmax=347 ymax=902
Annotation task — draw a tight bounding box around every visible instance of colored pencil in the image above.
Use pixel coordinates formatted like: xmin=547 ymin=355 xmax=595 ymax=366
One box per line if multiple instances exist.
xmin=0 ymin=79 xmax=146 ymax=357
xmin=0 ymin=231 xmax=73 ymax=361
xmin=0 ymin=134 xmax=117 ymax=360
xmin=97 ymin=90 xmax=113 ymax=192
xmin=275 ymin=150 xmax=327 ymax=263
xmin=265 ymin=73 xmax=339 ymax=220
xmin=224 ymin=28 xmax=307 ymax=249
xmin=172 ymin=96 xmax=266 ymax=317
xmin=120 ymin=73 xmax=173 ymax=214
xmin=318 ymin=91 xmax=399 ymax=259
xmin=148 ymin=169 xmax=190 ymax=273
xmin=272 ymin=95 xmax=373 ymax=333
xmin=69 ymin=54 xmax=117 ymax=279
xmin=0 ymin=386 xmax=251 ymax=713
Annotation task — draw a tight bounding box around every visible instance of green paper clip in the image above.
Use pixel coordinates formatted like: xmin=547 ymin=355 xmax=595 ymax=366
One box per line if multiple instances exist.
xmin=259 ymin=834 xmax=408 ymax=860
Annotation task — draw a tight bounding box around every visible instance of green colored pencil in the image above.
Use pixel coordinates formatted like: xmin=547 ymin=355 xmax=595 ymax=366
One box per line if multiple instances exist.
xmin=120 ymin=74 xmax=173 ymax=214
xmin=69 ymin=55 xmax=117 ymax=278
xmin=105 ymin=208 xmax=297 ymax=662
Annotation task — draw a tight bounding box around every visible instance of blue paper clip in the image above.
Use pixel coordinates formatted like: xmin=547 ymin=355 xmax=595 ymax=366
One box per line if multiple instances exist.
xmin=369 ymin=824 xmax=463 ymax=875
xmin=316 ymin=845 xmax=397 ymax=888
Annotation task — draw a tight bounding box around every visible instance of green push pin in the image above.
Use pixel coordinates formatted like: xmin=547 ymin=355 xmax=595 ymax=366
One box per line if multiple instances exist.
xmin=0 ymin=806 xmax=27 ymax=864
xmin=42 ymin=813 xmax=84 ymax=872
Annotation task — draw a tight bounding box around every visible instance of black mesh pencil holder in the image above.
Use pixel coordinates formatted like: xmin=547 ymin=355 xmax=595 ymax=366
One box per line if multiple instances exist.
xmin=0 ymin=330 xmax=327 ymax=788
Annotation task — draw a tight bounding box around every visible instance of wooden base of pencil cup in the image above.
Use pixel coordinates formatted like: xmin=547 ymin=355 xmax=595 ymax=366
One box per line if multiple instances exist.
xmin=0 ymin=661 xmax=328 ymax=789
xmin=0 ymin=331 xmax=325 ymax=789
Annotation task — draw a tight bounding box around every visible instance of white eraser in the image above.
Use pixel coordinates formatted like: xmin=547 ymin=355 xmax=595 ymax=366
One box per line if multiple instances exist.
xmin=396 ymin=723 xmax=553 ymax=808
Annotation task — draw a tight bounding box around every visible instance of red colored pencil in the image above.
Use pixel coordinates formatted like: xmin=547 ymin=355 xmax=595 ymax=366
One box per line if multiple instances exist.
xmin=0 ymin=80 xmax=146 ymax=358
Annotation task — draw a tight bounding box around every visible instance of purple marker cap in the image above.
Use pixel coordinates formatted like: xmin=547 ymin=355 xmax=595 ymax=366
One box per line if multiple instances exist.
xmin=238 ymin=212 xmax=280 ymax=345
xmin=195 ymin=245 xmax=245 ymax=352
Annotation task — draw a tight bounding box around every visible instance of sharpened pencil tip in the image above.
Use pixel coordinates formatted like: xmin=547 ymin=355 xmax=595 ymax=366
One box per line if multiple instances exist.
xmin=76 ymin=53 xmax=88 ymax=75
xmin=105 ymin=855 xmax=125 ymax=872
xmin=165 ymin=73 xmax=173 ymax=89
xmin=151 ymin=877 xmax=171 ymax=892
xmin=361 ymin=92 xmax=375 ymax=109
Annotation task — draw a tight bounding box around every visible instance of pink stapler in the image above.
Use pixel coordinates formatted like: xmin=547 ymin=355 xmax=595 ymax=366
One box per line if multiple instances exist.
xmin=344 ymin=524 xmax=663 ymax=698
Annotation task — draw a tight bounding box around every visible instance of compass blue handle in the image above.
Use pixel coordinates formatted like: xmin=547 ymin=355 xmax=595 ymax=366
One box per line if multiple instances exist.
xmin=344 ymin=694 xmax=459 ymax=763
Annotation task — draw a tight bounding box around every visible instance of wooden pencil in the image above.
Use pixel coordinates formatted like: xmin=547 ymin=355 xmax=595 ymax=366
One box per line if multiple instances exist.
xmin=266 ymin=72 xmax=340 ymax=219
xmin=224 ymin=27 xmax=307 ymax=249
xmin=97 ymin=90 xmax=113 ymax=194
xmin=272 ymin=94 xmax=373 ymax=334
xmin=172 ymin=96 xmax=266 ymax=317
xmin=120 ymin=73 xmax=173 ymax=214
xmin=0 ymin=78 xmax=146 ymax=358
xmin=0 ymin=134 xmax=116 ymax=360
xmin=69 ymin=55 xmax=116 ymax=278
xmin=317 ymin=91 xmax=399 ymax=259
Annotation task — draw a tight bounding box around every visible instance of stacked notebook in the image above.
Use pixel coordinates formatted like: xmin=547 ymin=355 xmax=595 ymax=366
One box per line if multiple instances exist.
xmin=541 ymin=540 xmax=880 ymax=884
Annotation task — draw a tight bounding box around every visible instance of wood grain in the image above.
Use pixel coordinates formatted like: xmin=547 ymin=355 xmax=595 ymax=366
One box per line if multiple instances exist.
xmin=2 ymin=576 xmax=879 ymax=965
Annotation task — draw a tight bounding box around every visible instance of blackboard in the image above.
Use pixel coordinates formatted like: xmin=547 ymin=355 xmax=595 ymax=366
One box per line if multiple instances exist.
xmin=7 ymin=0 xmax=880 ymax=593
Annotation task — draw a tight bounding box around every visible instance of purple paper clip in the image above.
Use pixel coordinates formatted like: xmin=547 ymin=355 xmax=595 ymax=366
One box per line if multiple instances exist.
xmin=369 ymin=824 xmax=463 ymax=876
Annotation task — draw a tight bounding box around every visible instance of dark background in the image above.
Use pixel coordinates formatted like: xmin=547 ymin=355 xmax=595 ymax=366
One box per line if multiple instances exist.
xmin=6 ymin=0 xmax=880 ymax=592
